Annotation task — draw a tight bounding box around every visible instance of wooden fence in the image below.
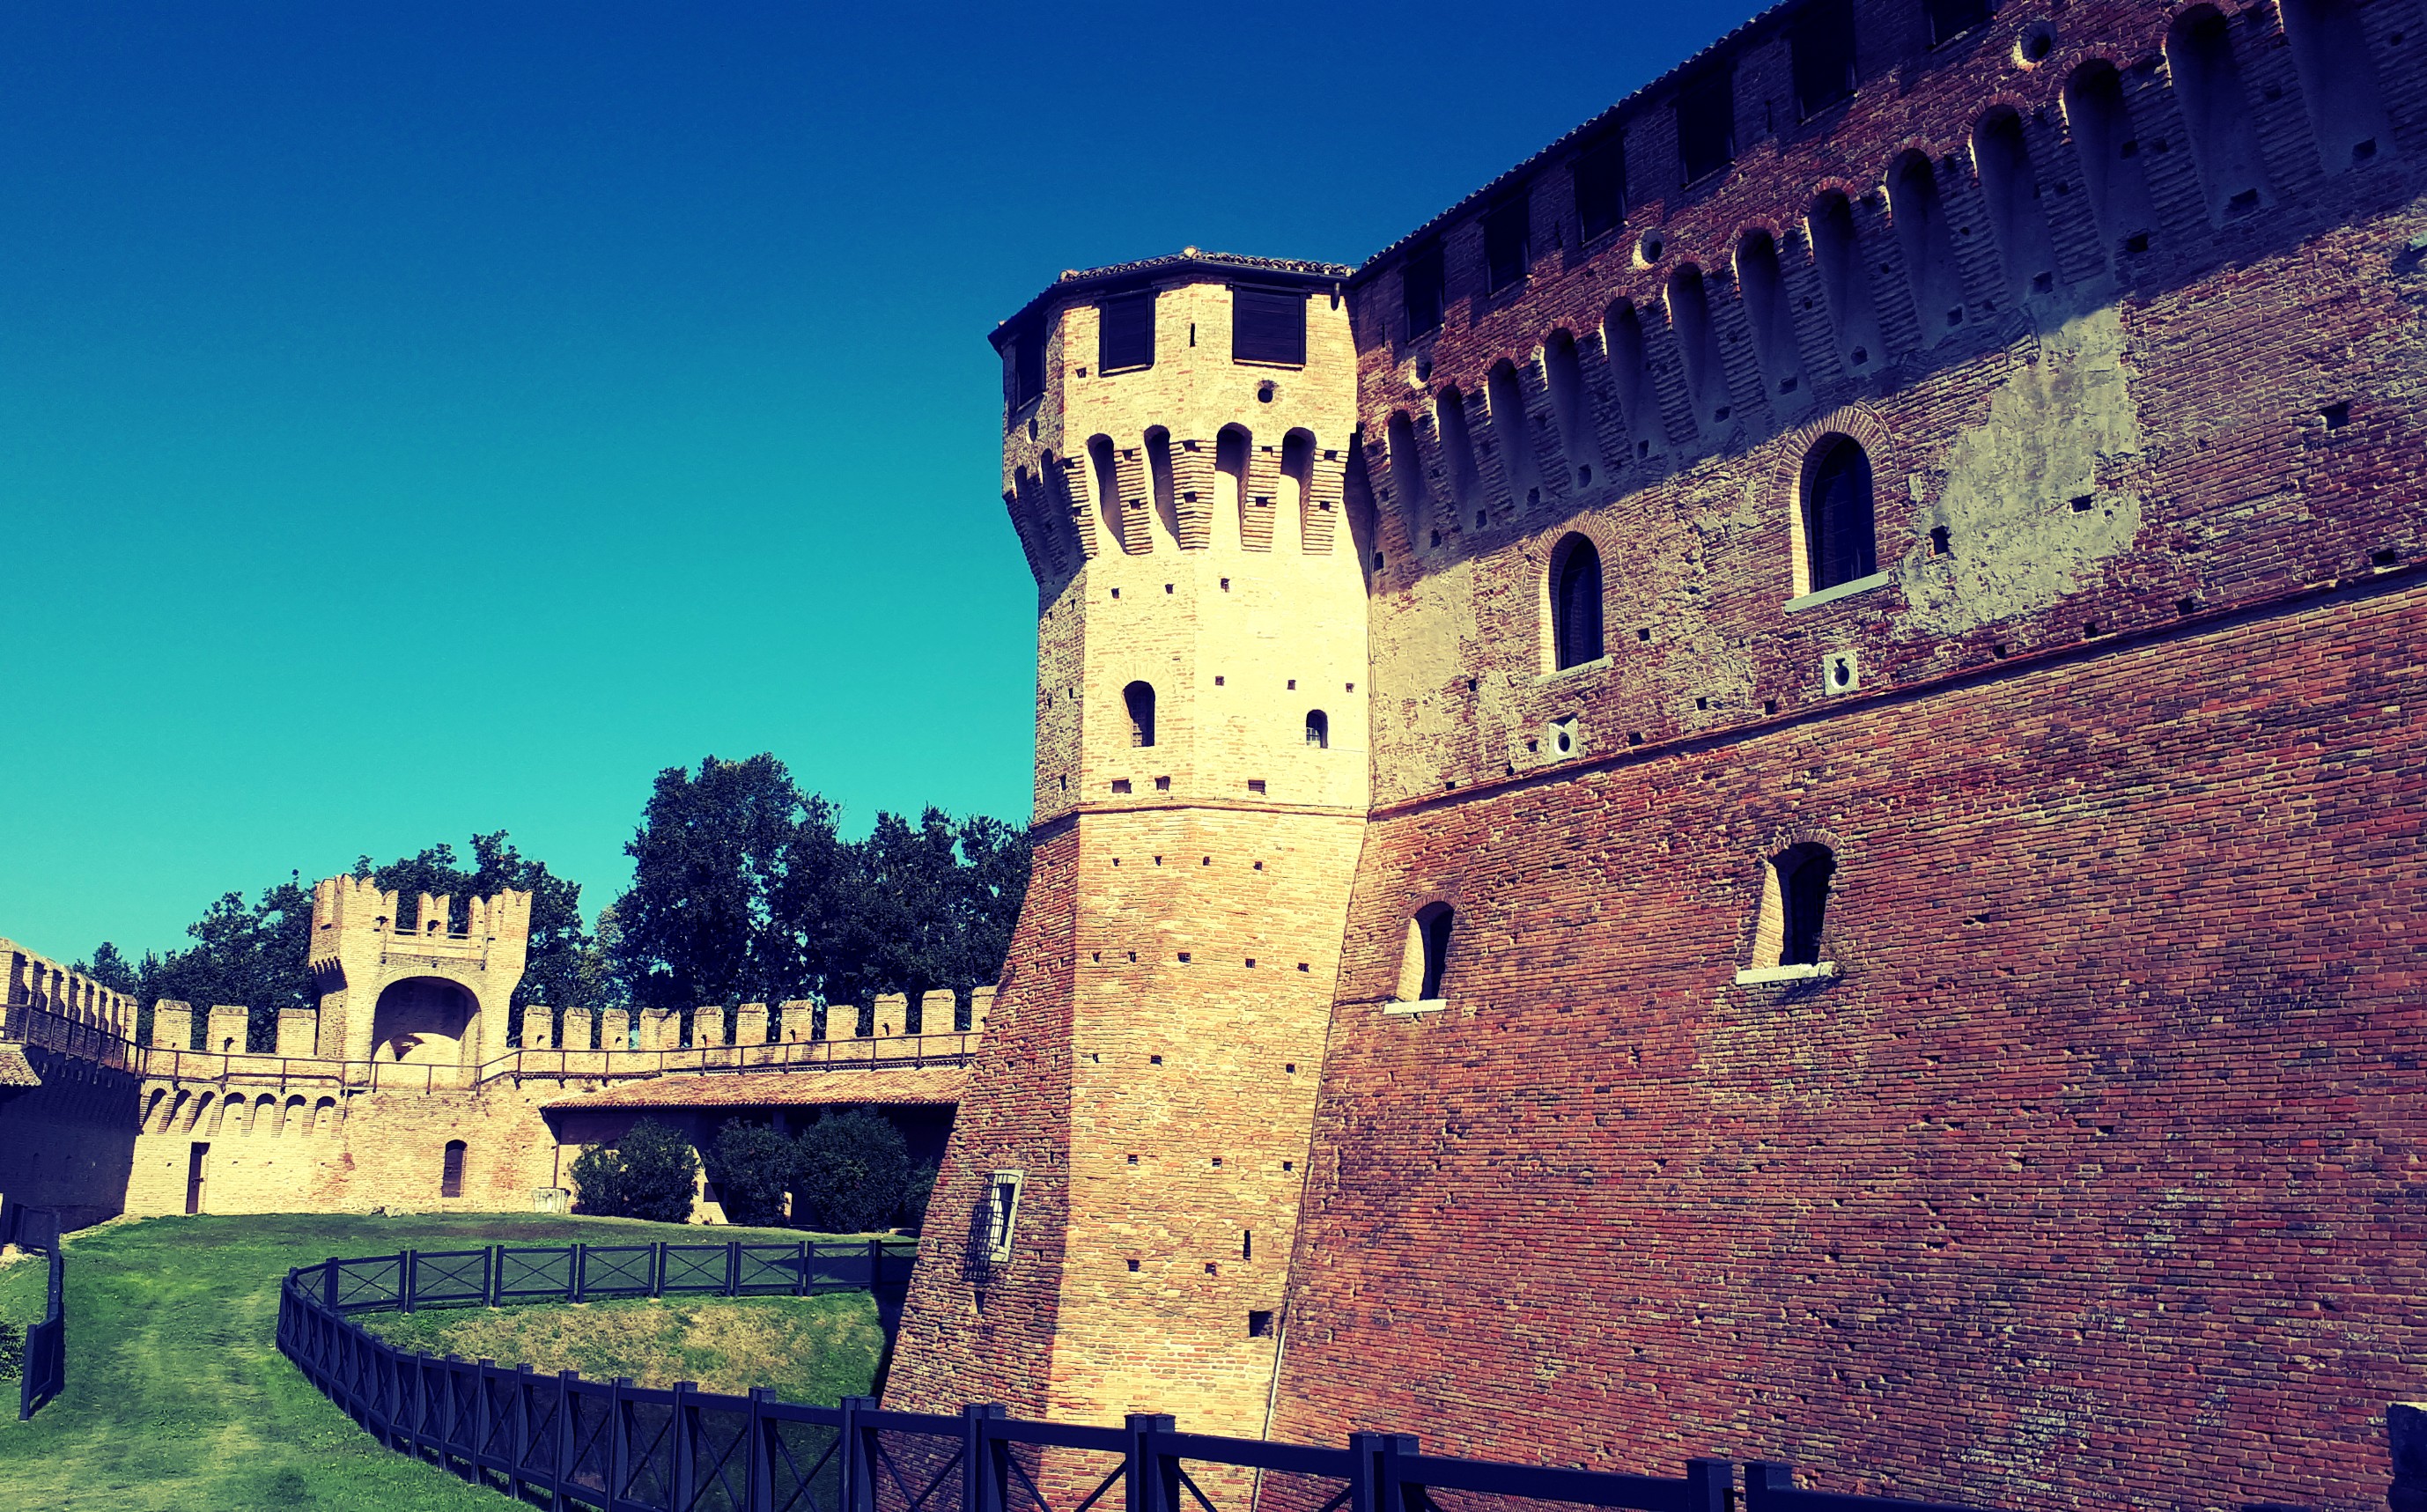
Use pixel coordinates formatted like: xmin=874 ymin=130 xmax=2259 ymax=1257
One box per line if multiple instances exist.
xmin=15 ymin=1244 xmax=64 ymax=1420
xmin=278 ymin=1249 xmax=1998 ymax=1512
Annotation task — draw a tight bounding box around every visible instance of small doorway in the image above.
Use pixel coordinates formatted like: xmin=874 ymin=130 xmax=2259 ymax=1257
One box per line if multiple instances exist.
xmin=185 ymin=1142 xmax=210 ymax=1214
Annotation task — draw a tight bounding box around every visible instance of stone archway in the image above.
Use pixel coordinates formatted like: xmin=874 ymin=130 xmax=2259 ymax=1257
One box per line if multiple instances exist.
xmin=368 ymin=977 xmax=478 ymax=1067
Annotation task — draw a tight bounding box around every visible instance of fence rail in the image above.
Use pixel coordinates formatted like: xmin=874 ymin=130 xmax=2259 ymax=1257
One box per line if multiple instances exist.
xmin=278 ymin=1250 xmax=2001 ymax=1512
xmin=311 ymin=1239 xmax=918 ymax=1315
xmin=16 ymin=1243 xmax=64 ymax=1420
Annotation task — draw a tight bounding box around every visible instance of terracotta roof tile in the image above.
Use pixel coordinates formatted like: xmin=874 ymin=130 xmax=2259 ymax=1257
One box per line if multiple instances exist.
xmin=0 ymin=1044 xmax=41 ymax=1088
xmin=544 ymin=1066 xmax=967 ymax=1112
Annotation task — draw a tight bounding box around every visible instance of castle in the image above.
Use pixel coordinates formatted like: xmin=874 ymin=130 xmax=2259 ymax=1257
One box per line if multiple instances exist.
xmin=4 ymin=0 xmax=2422 ymax=1506
xmin=878 ymin=0 xmax=2427 ymax=1508
xmin=0 ymin=883 xmax=993 ymax=1235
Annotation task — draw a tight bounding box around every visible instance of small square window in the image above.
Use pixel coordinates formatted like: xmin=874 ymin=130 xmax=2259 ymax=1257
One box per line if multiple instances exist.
xmin=1484 ymin=195 xmax=1531 ymax=293
xmin=1233 ymin=286 xmax=1307 ymax=366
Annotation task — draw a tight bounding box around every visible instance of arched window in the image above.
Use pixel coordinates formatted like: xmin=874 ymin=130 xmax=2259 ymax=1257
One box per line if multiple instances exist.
xmin=2165 ymin=6 xmax=2270 ymax=222
xmin=1304 ymin=710 xmax=1329 ymax=749
xmin=1774 ymin=845 xmax=1836 ymax=966
xmin=1124 ymin=682 xmax=1156 ymax=748
xmin=441 ymin=1140 xmax=467 ymax=1198
xmin=1395 ymin=903 xmax=1456 ymax=1002
xmin=1550 ymin=535 xmax=1604 ymax=669
xmin=1803 ymin=435 xmax=1877 ymax=592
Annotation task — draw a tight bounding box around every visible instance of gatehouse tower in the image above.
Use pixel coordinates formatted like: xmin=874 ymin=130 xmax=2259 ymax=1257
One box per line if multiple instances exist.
xmin=883 ymin=252 xmax=1369 ymax=1433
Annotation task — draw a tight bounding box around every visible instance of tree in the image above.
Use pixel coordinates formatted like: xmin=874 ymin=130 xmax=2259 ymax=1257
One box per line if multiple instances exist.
xmin=357 ymin=830 xmax=593 ymax=1026
xmin=707 ymin=1120 xmax=797 ymax=1228
xmin=827 ymin=808 xmax=1030 ymax=1028
xmin=568 ymin=1117 xmax=701 ymax=1224
xmin=113 ymin=875 xmax=319 ymax=1050
xmin=74 ymin=942 xmax=139 ymax=998
xmin=792 ymin=1111 xmax=913 ymax=1234
xmin=612 ymin=755 xmax=841 ymax=1016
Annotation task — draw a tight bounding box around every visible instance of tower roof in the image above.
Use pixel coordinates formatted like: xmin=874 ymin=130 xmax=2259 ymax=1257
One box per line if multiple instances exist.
xmin=989 ymin=248 xmax=1354 ymax=351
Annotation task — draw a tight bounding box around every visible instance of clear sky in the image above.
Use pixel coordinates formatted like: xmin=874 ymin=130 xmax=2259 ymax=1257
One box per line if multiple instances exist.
xmin=1 ymin=1 xmax=1741 ymax=964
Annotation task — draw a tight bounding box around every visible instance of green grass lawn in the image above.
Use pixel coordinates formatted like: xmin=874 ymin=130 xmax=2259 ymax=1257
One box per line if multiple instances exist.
xmin=0 ymin=1247 xmax=51 ymax=1338
xmin=0 ymin=1213 xmax=887 ymax=1512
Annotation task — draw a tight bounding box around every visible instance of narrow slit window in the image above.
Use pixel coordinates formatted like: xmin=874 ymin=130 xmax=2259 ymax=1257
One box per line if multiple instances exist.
xmin=1397 ymin=903 xmax=1457 ymax=1002
xmin=1485 ymin=194 xmax=1531 ymax=293
xmin=1099 ymin=291 xmax=1155 ymax=373
xmin=1233 ymin=286 xmax=1307 ymax=366
xmin=1125 ymin=682 xmax=1157 ymax=749
xmin=1574 ymin=129 xmax=1627 ymax=243
xmin=1676 ymin=66 xmax=1736 ymax=184
xmin=1402 ymin=241 xmax=1445 ymax=338
xmin=1774 ymin=845 xmax=1836 ymax=965
xmin=1551 ymin=534 xmax=1604 ymax=670
xmin=1803 ymin=435 xmax=1877 ymax=592
xmin=440 ymin=1139 xmax=466 ymax=1198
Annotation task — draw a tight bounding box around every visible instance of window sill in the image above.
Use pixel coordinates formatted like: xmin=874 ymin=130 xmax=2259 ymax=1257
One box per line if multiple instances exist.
xmin=1783 ymin=569 xmax=1895 ymax=614
xmin=1383 ymin=999 xmax=1450 ymax=1016
xmin=1231 ymin=358 xmax=1307 ymax=371
xmin=1734 ymin=963 xmax=1837 ymax=985
xmin=1531 ymin=655 xmax=1612 ymax=686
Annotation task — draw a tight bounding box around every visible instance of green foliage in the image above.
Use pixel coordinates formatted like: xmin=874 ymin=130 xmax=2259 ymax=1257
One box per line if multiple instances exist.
xmin=0 ymin=1211 xmax=848 ymax=1510
xmin=903 ymin=1162 xmax=939 ymax=1231
xmin=569 ymin=1117 xmax=702 ymax=1223
xmin=611 ymin=754 xmax=1030 ymax=1022
xmin=85 ymin=874 xmax=320 ymax=1050
xmin=791 ymin=1111 xmax=913 ymax=1234
xmin=0 ymin=1318 xmax=20 ymax=1381
xmin=357 ymin=831 xmax=594 ymax=1029
xmin=707 ymin=1120 xmax=799 ymax=1228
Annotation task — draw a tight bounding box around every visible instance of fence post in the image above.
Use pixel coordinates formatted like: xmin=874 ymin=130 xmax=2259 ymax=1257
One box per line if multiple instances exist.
xmin=402 ymin=1250 xmax=419 ymax=1315
xmin=1123 ymin=1412 xmax=1177 ymax=1512
xmin=746 ymin=1386 xmax=773 ymax=1512
xmin=839 ymin=1394 xmax=878 ymax=1512
xmin=727 ymin=1239 xmax=742 ymax=1297
xmin=553 ymin=1371 xmax=579 ymax=1512
xmin=572 ymin=1243 xmax=586 ymax=1304
xmin=514 ymin=1363 xmax=535 ymax=1490
xmin=867 ymin=1238 xmax=883 ymax=1296
xmin=489 ymin=1245 xmax=503 ymax=1307
xmin=610 ymin=1376 xmax=634 ymax=1505
xmin=672 ymin=1380 xmax=697 ymax=1505
xmin=653 ymin=1242 xmax=667 ymax=1298
xmin=962 ymin=1403 xmax=1007 ymax=1512
xmin=1742 ymin=1462 xmax=1792 ymax=1512
xmin=1350 ymin=1432 xmax=1420 ymax=1512
xmin=794 ymin=1241 xmax=809 ymax=1297
xmin=472 ymin=1359 xmax=497 ymax=1480
xmin=324 ymin=1256 xmax=342 ymax=1311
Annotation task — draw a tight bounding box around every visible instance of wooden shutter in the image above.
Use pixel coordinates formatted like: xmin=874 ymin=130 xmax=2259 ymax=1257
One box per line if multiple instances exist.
xmin=1485 ymin=195 xmax=1531 ymax=292
xmin=1790 ymin=0 xmax=1857 ymax=118
xmin=1676 ymin=67 xmax=1736 ymax=184
xmin=1574 ymin=133 xmax=1627 ymax=244
xmin=1099 ymin=292 xmax=1155 ymax=372
xmin=1402 ymin=242 xmax=1445 ymax=337
xmin=1232 ymin=287 xmax=1307 ymax=366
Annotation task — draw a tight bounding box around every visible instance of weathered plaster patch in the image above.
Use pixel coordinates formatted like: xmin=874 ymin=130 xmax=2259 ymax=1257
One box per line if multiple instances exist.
xmin=1900 ymin=303 xmax=2145 ymax=637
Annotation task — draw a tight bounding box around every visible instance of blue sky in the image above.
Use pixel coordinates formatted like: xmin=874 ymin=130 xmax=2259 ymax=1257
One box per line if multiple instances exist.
xmin=1 ymin=1 xmax=1739 ymax=963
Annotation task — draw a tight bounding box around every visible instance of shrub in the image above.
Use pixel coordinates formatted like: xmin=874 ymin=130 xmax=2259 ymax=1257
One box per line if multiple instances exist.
xmin=709 ymin=1120 xmax=798 ymax=1228
xmin=0 ymin=1319 xmax=20 ymax=1381
xmin=902 ymin=1162 xmax=939 ymax=1231
xmin=569 ymin=1117 xmax=702 ymax=1223
xmin=792 ymin=1111 xmax=912 ymax=1233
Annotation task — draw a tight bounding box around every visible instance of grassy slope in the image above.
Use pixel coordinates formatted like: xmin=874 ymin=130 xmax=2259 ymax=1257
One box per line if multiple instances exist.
xmin=0 ymin=1213 xmax=882 ymax=1512
xmin=0 ymin=1250 xmax=50 ymax=1337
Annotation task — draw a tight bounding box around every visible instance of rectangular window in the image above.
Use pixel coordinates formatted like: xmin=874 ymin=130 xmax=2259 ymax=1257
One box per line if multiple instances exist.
xmin=1574 ymin=130 xmax=1627 ymax=243
xmin=1484 ymin=194 xmax=1530 ymax=293
xmin=1926 ymin=0 xmax=1993 ymax=47
xmin=1402 ymin=240 xmax=1444 ymax=338
xmin=1099 ymin=291 xmax=1154 ymax=373
xmin=1791 ymin=0 xmax=1858 ymax=117
xmin=1006 ymin=319 xmax=1045 ymax=407
xmin=1676 ymin=66 xmax=1736 ymax=184
xmin=1232 ymin=286 xmax=1307 ymax=366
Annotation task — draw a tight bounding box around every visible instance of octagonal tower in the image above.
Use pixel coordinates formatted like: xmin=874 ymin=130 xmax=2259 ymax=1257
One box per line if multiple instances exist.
xmin=885 ymin=252 xmax=1369 ymax=1435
